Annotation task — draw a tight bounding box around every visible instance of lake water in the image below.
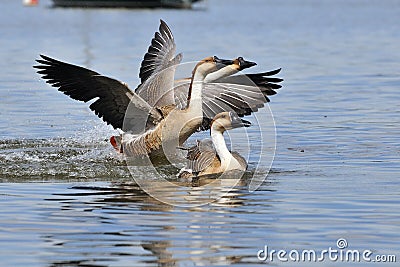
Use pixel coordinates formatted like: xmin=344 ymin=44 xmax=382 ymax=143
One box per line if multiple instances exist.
xmin=1 ymin=0 xmax=399 ymax=266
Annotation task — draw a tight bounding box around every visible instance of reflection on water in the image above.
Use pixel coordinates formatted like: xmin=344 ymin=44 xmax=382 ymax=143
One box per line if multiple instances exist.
xmin=4 ymin=181 xmax=276 ymax=266
xmin=3 ymin=175 xmax=399 ymax=266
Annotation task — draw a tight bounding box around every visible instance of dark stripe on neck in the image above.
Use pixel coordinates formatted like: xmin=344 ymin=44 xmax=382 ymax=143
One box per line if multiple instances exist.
xmin=186 ymin=64 xmax=200 ymax=107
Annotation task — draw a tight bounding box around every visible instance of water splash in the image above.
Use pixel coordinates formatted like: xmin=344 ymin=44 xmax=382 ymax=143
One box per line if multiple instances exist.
xmin=0 ymin=137 xmax=130 ymax=181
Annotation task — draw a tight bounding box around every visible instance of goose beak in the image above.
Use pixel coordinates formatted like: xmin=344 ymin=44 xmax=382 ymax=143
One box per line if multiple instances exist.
xmin=240 ymin=119 xmax=252 ymax=127
xmin=231 ymin=118 xmax=251 ymax=129
xmin=214 ymin=56 xmax=234 ymax=66
xmin=238 ymin=57 xmax=257 ymax=70
xmin=229 ymin=112 xmax=252 ymax=128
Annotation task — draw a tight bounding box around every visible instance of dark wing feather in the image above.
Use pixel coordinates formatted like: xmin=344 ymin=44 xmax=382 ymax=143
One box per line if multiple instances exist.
xmin=199 ymin=82 xmax=267 ymax=127
xmin=34 ymin=55 xmax=162 ymax=131
xmin=216 ymin=68 xmax=283 ymax=96
xmin=136 ymin=20 xmax=182 ymax=107
xmin=173 ymin=68 xmax=283 ymax=131
xmin=138 ymin=20 xmax=177 ymax=83
xmin=200 ymin=68 xmax=283 ymax=130
xmin=185 ymin=140 xmax=216 ymax=174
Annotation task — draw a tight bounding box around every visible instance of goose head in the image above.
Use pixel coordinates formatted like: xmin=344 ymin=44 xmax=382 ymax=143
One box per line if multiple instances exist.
xmin=203 ymin=56 xmax=257 ymax=83
xmin=236 ymin=57 xmax=257 ymax=71
xmin=211 ymin=111 xmax=251 ymax=133
xmin=192 ymin=56 xmax=234 ymax=77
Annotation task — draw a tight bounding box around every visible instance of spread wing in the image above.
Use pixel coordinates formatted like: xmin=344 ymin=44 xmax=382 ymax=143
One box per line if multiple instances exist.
xmin=216 ymin=68 xmax=282 ymax=98
xmin=135 ymin=19 xmax=182 ymax=107
xmin=34 ymin=55 xmax=162 ymax=132
xmin=185 ymin=139 xmax=217 ymax=174
xmin=174 ymin=68 xmax=283 ymax=130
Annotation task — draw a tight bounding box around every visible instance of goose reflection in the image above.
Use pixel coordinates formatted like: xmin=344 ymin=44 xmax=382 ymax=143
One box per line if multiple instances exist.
xmin=41 ymin=176 xmax=260 ymax=266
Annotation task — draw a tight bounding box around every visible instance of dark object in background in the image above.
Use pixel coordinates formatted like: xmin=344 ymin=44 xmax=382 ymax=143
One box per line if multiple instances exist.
xmin=52 ymin=0 xmax=202 ymax=9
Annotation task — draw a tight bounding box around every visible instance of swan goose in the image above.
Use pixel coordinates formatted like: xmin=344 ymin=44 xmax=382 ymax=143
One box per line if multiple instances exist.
xmin=121 ymin=56 xmax=235 ymax=157
xmin=178 ymin=111 xmax=251 ymax=178
xmin=34 ymin=20 xmax=283 ymax=157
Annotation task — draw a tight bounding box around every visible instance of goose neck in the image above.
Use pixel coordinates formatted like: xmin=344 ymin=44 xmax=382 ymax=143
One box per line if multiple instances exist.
xmin=211 ymin=127 xmax=232 ymax=165
xmin=204 ymin=66 xmax=238 ymax=83
xmin=187 ymin=70 xmax=205 ymax=110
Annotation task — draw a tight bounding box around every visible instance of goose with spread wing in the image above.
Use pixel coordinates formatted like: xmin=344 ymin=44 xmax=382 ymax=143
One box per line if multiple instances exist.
xmin=34 ymin=20 xmax=283 ymax=158
xmin=121 ymin=55 xmax=235 ymax=157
